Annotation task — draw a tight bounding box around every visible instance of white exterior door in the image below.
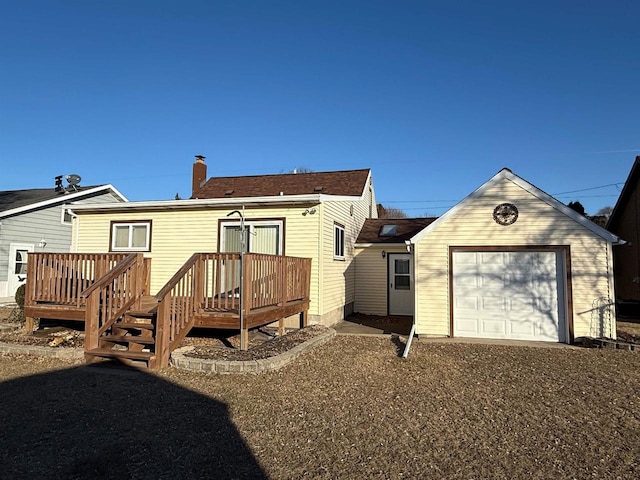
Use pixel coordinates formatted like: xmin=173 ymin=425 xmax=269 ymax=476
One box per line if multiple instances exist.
xmin=452 ymin=250 xmax=565 ymax=342
xmin=7 ymin=243 xmax=34 ymax=297
xmin=388 ymin=253 xmax=414 ymax=315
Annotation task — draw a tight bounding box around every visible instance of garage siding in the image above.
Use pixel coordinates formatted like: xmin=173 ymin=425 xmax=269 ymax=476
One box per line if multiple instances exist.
xmin=414 ymin=177 xmax=615 ymax=339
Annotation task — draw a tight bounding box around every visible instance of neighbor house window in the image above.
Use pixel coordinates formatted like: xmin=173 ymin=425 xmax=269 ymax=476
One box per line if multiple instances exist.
xmin=220 ymin=219 xmax=284 ymax=255
xmin=110 ymin=221 xmax=152 ymax=252
xmin=61 ymin=207 xmax=73 ymax=225
xmin=334 ymin=223 xmax=345 ymax=259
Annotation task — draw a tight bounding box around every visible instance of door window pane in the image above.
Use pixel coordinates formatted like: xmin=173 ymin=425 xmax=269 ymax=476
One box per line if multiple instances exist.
xmin=253 ymin=225 xmax=279 ymax=254
xmin=15 ymin=250 xmax=28 ymax=274
xmin=395 ymin=275 xmax=410 ymax=290
xmin=223 ymin=226 xmax=249 ymax=253
xmin=395 ymin=259 xmax=409 ymax=274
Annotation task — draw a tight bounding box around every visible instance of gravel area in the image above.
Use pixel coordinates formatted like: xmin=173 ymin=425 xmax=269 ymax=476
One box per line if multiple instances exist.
xmin=0 ymin=337 xmax=639 ymax=479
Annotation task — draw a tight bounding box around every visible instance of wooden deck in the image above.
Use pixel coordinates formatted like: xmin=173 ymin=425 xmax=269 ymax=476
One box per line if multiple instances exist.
xmin=24 ymin=252 xmax=312 ymax=368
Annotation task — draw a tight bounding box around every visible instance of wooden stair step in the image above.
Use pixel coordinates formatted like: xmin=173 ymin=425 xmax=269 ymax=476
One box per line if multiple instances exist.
xmin=116 ymin=322 xmax=155 ymax=330
xmin=86 ymin=348 xmax=155 ymax=361
xmin=101 ymin=335 xmax=155 ymax=345
xmin=126 ymin=311 xmax=156 ymax=318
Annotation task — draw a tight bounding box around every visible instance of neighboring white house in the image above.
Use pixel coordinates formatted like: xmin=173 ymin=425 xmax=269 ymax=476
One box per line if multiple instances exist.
xmin=0 ymin=180 xmax=127 ymax=300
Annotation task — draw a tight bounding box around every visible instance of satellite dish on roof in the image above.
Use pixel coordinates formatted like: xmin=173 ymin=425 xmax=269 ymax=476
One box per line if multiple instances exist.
xmin=67 ymin=174 xmax=81 ymax=186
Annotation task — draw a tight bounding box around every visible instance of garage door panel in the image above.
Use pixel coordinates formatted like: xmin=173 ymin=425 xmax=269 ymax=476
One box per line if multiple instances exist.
xmin=453 ymin=250 xmax=565 ymax=342
xmin=481 ymin=274 xmax=503 ymax=287
xmin=455 ymin=274 xmax=478 ymax=287
xmin=482 ymin=320 xmax=507 ymax=335
xmin=480 ymin=252 xmax=504 ymax=264
xmin=481 ymin=296 xmax=505 ymax=311
xmin=455 ymin=296 xmax=478 ymax=310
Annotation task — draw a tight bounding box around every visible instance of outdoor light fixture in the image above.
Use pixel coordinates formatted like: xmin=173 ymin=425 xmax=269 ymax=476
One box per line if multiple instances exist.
xmin=381 ymin=250 xmax=386 ymax=259
xmin=303 ymin=207 xmax=317 ymax=216
xmin=39 ymin=239 xmax=47 ymax=248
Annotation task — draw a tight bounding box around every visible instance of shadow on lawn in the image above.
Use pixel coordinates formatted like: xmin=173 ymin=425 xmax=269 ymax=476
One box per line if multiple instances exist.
xmin=0 ymin=362 xmax=267 ymax=479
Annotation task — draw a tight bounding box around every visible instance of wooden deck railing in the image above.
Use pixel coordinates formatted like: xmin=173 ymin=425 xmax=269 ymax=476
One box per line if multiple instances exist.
xmin=154 ymin=252 xmax=312 ymax=364
xmin=83 ymin=253 xmax=149 ymax=352
xmin=25 ymin=253 xmax=129 ymax=308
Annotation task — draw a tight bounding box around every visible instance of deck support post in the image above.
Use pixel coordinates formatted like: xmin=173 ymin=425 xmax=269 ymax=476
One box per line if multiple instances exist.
xmin=156 ymin=295 xmax=171 ymax=368
xmin=24 ymin=316 xmax=35 ymax=333
xmin=240 ymin=327 xmax=249 ymax=350
xmin=84 ymin=290 xmax=100 ymax=361
xmin=278 ymin=317 xmax=285 ymax=336
xmin=300 ymin=309 xmax=308 ymax=328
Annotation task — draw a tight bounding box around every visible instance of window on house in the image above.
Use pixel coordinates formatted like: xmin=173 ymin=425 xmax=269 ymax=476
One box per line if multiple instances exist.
xmin=334 ymin=223 xmax=345 ymax=259
xmin=61 ymin=207 xmax=73 ymax=225
xmin=380 ymin=224 xmax=398 ymax=236
xmin=220 ymin=220 xmax=283 ymax=255
xmin=110 ymin=221 xmax=152 ymax=252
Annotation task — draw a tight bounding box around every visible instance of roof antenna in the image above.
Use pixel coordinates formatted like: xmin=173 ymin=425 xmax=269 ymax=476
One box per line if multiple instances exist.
xmin=66 ymin=174 xmax=82 ymax=192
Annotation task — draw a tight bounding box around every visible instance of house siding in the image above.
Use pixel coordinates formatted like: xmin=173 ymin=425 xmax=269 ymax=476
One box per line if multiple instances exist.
xmin=318 ymin=180 xmax=376 ymax=323
xmin=74 ymin=204 xmax=324 ymax=316
xmin=609 ymin=175 xmax=640 ymax=301
xmin=354 ymin=246 xmax=406 ymax=315
xmin=0 ymin=191 xmax=121 ymax=298
xmin=414 ymin=178 xmax=616 ymax=340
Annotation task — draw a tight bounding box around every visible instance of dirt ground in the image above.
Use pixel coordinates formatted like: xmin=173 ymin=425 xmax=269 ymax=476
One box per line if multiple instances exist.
xmin=0 ymin=337 xmax=639 ymax=479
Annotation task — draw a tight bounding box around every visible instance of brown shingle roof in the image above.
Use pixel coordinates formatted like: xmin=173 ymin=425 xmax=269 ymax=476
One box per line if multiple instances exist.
xmin=356 ymin=218 xmax=437 ymax=244
xmin=193 ymin=169 xmax=370 ymax=199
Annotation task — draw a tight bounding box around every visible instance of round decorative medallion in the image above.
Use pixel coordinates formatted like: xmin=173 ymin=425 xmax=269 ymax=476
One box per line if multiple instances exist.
xmin=493 ymin=203 xmax=519 ymax=226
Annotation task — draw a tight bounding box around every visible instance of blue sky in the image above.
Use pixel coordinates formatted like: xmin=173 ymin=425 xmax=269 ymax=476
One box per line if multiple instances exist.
xmin=1 ymin=1 xmax=639 ymax=216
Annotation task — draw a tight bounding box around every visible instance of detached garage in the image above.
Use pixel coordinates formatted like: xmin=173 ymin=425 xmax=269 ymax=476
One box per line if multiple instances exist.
xmin=409 ymin=169 xmax=621 ymax=343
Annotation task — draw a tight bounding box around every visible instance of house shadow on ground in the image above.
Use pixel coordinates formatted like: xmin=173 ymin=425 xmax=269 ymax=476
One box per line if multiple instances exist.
xmin=0 ymin=362 xmax=267 ymax=479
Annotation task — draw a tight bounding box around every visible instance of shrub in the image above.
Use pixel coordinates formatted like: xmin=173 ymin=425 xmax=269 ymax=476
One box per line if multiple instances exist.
xmin=15 ymin=284 xmax=25 ymax=309
xmin=10 ymin=284 xmax=26 ymax=324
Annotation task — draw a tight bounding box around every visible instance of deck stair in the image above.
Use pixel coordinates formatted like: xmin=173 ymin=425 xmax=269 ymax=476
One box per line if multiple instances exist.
xmin=85 ymin=295 xmax=160 ymax=368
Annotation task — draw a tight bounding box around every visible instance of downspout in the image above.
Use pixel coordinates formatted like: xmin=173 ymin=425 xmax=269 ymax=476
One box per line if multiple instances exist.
xmin=68 ymin=210 xmax=79 ymax=252
xmin=402 ymin=240 xmax=416 ymax=358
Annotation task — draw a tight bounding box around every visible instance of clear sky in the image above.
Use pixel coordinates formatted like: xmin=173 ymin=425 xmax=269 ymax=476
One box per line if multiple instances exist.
xmin=1 ymin=0 xmax=639 ymax=216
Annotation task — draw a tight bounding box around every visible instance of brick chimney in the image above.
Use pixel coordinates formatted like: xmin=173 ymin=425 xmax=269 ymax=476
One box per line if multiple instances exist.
xmin=192 ymin=155 xmax=207 ymax=198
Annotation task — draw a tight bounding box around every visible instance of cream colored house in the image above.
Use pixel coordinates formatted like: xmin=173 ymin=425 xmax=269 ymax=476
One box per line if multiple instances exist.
xmin=68 ymin=158 xmax=377 ymax=327
xmin=355 ymin=169 xmax=621 ymax=343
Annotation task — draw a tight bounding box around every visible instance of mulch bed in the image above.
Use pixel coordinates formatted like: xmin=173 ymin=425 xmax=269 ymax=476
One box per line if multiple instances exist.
xmin=182 ymin=325 xmax=330 ymax=361
xmin=0 ymin=326 xmax=85 ymax=348
xmin=0 ymin=305 xmax=329 ymax=360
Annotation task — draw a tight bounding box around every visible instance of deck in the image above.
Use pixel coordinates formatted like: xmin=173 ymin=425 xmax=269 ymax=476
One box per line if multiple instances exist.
xmin=24 ymin=252 xmax=312 ymax=368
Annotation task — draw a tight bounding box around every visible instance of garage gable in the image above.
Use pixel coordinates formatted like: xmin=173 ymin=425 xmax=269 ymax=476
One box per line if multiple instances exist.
xmin=410 ymin=169 xmax=620 ymax=245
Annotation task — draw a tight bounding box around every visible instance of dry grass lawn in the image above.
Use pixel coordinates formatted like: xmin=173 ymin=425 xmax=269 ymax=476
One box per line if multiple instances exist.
xmin=0 ymin=336 xmax=639 ymax=479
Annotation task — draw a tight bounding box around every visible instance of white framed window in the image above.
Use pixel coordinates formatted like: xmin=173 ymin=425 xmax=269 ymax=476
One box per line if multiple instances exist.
xmin=334 ymin=223 xmax=345 ymax=260
xmin=110 ymin=221 xmax=152 ymax=252
xmin=220 ymin=219 xmax=284 ymax=255
xmin=61 ymin=207 xmax=73 ymax=225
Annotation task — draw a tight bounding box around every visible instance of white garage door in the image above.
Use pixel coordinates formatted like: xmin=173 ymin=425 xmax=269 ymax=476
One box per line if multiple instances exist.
xmin=452 ymin=250 xmax=565 ymax=342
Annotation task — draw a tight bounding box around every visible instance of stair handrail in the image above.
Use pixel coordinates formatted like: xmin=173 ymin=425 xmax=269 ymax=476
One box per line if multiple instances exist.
xmin=155 ymin=253 xmax=203 ymax=367
xmin=83 ymin=253 xmax=147 ymax=353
